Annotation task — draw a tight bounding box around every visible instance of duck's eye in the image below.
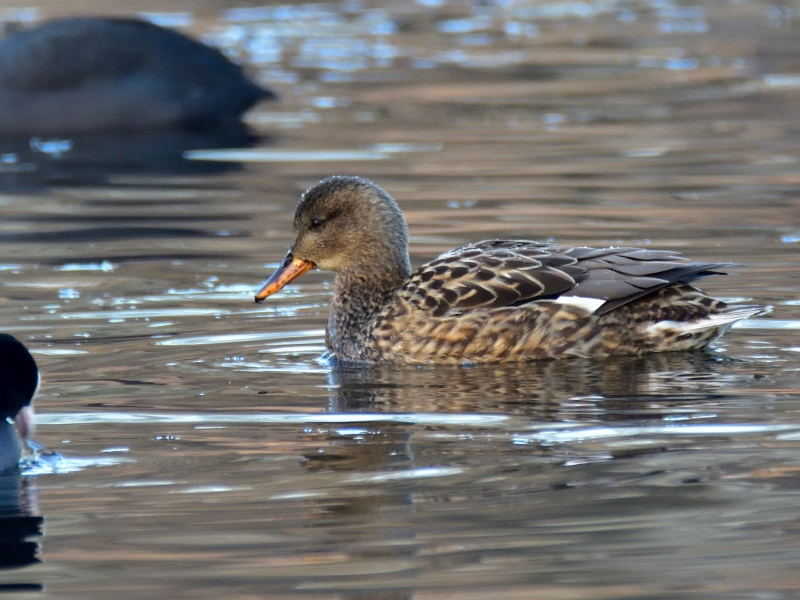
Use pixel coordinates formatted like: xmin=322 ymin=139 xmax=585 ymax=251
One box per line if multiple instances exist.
xmin=310 ymin=218 xmax=325 ymax=230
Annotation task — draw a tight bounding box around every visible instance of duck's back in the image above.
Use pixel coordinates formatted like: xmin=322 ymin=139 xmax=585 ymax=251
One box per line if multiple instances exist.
xmin=0 ymin=17 xmax=273 ymax=134
xmin=395 ymin=240 xmax=726 ymax=316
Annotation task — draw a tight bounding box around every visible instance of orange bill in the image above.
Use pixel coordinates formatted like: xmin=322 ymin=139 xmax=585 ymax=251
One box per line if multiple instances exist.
xmin=255 ymin=253 xmax=314 ymax=302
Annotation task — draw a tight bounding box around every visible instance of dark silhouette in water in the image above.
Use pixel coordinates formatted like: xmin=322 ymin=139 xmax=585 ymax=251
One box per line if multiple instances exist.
xmin=0 ymin=335 xmax=42 ymax=576
xmin=0 ymin=334 xmax=38 ymax=472
xmin=0 ymin=17 xmax=274 ymax=134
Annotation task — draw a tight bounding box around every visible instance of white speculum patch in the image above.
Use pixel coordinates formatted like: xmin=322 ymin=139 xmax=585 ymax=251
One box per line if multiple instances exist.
xmin=554 ymin=296 xmax=607 ymax=314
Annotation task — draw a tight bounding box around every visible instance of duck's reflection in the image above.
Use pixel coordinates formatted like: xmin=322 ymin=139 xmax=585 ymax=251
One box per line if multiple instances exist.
xmin=304 ymin=353 xmax=730 ymax=472
xmin=327 ymin=352 xmax=727 ymax=416
xmin=299 ymin=420 xmax=415 ymax=600
xmin=302 ymin=352 xmax=734 ymax=476
xmin=295 ymin=354 xmax=731 ymax=599
xmin=0 ymin=458 xmax=43 ymax=587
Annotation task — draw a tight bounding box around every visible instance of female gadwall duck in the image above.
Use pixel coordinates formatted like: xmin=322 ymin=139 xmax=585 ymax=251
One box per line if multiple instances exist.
xmin=0 ymin=335 xmax=38 ymax=471
xmin=0 ymin=17 xmax=273 ymax=135
xmin=255 ymin=176 xmax=768 ymax=364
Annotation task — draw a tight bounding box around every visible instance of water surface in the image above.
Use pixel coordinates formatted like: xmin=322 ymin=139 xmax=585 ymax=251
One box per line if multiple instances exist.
xmin=1 ymin=0 xmax=800 ymax=597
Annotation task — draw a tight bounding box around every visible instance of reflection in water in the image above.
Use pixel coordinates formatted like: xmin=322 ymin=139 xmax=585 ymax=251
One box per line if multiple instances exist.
xmin=307 ymin=354 xmax=743 ymax=494
xmin=0 ymin=126 xmax=266 ymax=188
xmin=328 ymin=352 xmax=730 ymax=415
xmin=268 ymin=349 xmax=800 ymax=598
xmin=0 ymin=466 xmax=43 ymax=586
xmin=303 ymin=421 xmax=413 ymax=473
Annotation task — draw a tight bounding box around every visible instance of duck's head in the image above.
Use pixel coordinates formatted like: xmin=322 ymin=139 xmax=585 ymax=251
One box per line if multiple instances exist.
xmin=0 ymin=334 xmax=38 ymax=441
xmin=255 ymin=176 xmax=411 ymax=302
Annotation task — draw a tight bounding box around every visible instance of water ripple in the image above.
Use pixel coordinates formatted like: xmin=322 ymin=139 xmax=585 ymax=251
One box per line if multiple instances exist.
xmin=36 ymin=412 xmax=510 ymax=426
xmin=21 ymin=453 xmax=132 ymax=476
xmin=156 ymin=329 xmax=325 ymax=346
xmin=63 ymin=308 xmax=229 ymax=320
xmin=186 ymin=149 xmax=389 ymax=162
xmin=344 ymin=466 xmax=464 ymax=483
xmin=515 ymin=423 xmax=798 ymax=444
xmin=33 ymin=413 xmax=800 ymax=445
xmin=733 ymin=319 xmax=800 ymax=330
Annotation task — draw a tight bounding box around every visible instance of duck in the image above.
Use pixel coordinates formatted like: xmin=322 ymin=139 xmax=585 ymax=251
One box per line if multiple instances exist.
xmin=0 ymin=16 xmax=274 ymax=135
xmin=254 ymin=176 xmax=769 ymax=364
xmin=0 ymin=334 xmax=39 ymax=471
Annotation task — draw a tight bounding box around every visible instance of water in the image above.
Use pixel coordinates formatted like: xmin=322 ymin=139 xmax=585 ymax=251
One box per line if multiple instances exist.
xmin=2 ymin=0 xmax=800 ymax=597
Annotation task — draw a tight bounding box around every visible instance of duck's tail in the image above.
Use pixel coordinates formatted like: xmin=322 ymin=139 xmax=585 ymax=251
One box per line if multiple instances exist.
xmin=647 ymin=304 xmax=771 ymax=339
xmin=685 ymin=304 xmax=770 ymax=334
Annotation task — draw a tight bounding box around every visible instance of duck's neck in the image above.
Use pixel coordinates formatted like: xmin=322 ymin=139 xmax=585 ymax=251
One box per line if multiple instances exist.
xmin=327 ymin=261 xmax=409 ymax=361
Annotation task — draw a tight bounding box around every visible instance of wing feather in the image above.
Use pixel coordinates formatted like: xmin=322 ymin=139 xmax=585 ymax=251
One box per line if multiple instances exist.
xmin=399 ymin=240 xmax=730 ymax=317
xmin=402 ymin=240 xmax=581 ymax=316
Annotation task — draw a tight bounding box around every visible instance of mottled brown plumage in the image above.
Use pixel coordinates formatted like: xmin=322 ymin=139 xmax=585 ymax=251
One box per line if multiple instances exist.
xmin=255 ymin=176 xmax=768 ymax=364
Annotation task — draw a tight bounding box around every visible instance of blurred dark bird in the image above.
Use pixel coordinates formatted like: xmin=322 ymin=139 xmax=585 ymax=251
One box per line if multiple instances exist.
xmin=0 ymin=17 xmax=274 ymax=135
xmin=0 ymin=334 xmax=39 ymax=472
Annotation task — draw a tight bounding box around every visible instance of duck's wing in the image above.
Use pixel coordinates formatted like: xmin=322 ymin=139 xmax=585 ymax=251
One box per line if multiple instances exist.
xmin=401 ymin=240 xmax=729 ymax=317
xmin=563 ymin=246 xmax=730 ymax=315
xmin=401 ymin=240 xmax=584 ymax=317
